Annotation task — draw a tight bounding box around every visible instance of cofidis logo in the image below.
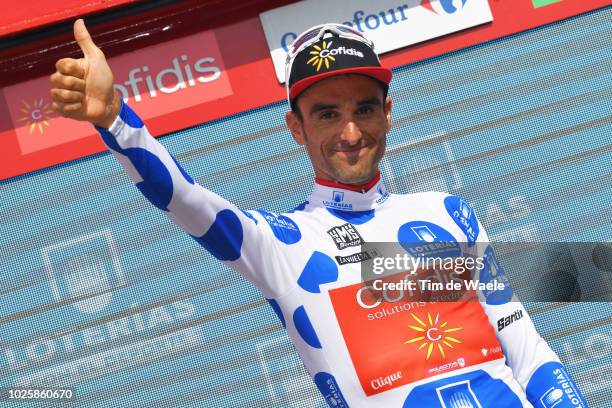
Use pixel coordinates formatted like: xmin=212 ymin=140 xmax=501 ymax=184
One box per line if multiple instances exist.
xmin=4 ymin=29 xmax=231 ymax=155
xmin=306 ymin=40 xmax=364 ymax=71
xmin=404 ymin=311 xmax=463 ymax=360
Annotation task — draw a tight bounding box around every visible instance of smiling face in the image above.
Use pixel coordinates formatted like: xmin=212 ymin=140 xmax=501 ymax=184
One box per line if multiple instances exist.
xmin=285 ymin=74 xmax=392 ymax=185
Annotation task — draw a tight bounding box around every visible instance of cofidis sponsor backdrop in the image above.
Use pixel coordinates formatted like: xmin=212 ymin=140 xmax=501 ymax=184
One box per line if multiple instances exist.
xmin=0 ymin=6 xmax=610 ymax=408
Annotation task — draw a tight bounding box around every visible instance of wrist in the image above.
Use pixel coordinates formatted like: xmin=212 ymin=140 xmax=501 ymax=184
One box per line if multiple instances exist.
xmin=93 ymin=89 xmax=121 ymax=128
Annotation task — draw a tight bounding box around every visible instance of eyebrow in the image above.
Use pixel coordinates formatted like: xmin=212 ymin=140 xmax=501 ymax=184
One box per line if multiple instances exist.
xmin=308 ymin=97 xmax=383 ymax=117
xmin=356 ymin=97 xmax=382 ymax=107
xmin=309 ymin=103 xmax=338 ymax=116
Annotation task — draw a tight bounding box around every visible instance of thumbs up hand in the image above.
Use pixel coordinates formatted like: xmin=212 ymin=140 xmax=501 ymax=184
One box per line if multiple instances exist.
xmin=50 ymin=19 xmax=120 ymax=127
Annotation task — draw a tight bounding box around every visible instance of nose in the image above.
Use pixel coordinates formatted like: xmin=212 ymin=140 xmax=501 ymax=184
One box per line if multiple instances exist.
xmin=340 ymin=121 xmax=362 ymax=146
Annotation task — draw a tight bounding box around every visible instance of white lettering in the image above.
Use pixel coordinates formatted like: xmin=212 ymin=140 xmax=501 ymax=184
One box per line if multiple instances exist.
xmin=194 ymin=57 xmax=221 ymax=83
xmin=156 ymin=57 xmax=187 ymax=93
xmin=370 ymin=370 xmax=402 ymax=390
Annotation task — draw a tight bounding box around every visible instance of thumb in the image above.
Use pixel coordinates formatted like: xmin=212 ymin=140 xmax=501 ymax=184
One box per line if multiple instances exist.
xmin=74 ymin=19 xmax=99 ymax=58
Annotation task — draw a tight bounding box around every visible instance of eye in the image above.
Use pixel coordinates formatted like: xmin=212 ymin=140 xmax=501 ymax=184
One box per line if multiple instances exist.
xmin=356 ymin=105 xmax=375 ymax=115
xmin=319 ymin=110 xmax=337 ymax=120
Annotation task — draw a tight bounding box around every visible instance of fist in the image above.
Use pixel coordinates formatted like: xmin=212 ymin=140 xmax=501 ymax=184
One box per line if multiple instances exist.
xmin=50 ymin=19 xmax=120 ymax=127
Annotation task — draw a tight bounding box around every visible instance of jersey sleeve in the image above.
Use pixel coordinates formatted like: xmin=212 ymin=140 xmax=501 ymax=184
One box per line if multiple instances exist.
xmin=94 ymin=100 xmax=284 ymax=297
xmin=443 ymin=194 xmax=589 ymax=408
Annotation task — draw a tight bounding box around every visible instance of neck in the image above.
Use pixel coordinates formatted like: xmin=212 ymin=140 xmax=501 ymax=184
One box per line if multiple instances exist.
xmin=315 ymin=171 xmax=381 ymax=193
xmin=309 ymin=171 xmax=389 ymax=211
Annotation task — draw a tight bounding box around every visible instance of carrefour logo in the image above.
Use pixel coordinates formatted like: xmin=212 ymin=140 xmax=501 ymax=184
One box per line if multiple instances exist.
xmin=421 ymin=0 xmax=470 ymax=15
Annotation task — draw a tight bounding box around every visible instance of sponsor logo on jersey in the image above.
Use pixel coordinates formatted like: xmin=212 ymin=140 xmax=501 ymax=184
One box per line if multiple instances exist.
xmin=375 ymin=184 xmax=390 ymax=205
xmin=479 ymin=245 xmax=513 ymax=304
xmin=529 ymin=363 xmax=586 ymax=408
xmin=328 ymin=281 xmax=504 ymax=395
xmin=370 ymin=370 xmax=402 ymax=391
xmin=444 ymin=196 xmax=479 ymax=245
xmin=398 ymin=221 xmax=462 ymax=258
xmin=497 ymin=310 xmax=523 ymax=332
xmin=429 ymin=357 xmax=467 ymax=375
xmin=546 ymin=368 xmax=585 ymax=408
xmin=328 ymin=223 xmax=363 ymax=249
xmin=261 ymin=211 xmax=299 ymax=231
xmin=323 ymin=191 xmax=353 ymax=210
xmin=436 ymin=380 xmax=483 ymax=408
xmin=540 ymin=387 xmax=565 ymax=408
xmin=336 ymin=250 xmax=372 ymax=265
xmin=404 ymin=311 xmax=463 ymax=361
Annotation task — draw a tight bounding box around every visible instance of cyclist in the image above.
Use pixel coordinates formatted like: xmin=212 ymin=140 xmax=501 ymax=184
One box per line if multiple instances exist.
xmin=50 ymin=19 xmax=588 ymax=407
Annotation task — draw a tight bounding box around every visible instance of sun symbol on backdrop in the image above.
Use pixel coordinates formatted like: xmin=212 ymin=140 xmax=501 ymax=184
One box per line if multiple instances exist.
xmin=307 ymin=40 xmax=335 ymax=71
xmin=404 ymin=312 xmax=462 ymax=360
xmin=16 ymin=98 xmax=54 ymax=134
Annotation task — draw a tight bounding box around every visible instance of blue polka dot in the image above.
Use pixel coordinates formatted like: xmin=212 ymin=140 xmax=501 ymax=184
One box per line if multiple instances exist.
xmin=192 ymin=209 xmax=243 ymax=261
xmin=298 ymin=252 xmax=338 ymax=293
xmin=266 ymin=298 xmax=285 ymax=328
xmin=96 ymin=127 xmax=123 ymax=152
xmin=398 ymin=221 xmax=461 ymax=257
xmin=404 ymin=370 xmax=521 ymax=408
xmin=293 ymin=306 xmax=321 ymax=349
xmin=480 ymin=245 xmax=513 ymax=305
xmin=94 ymin=101 xmax=142 ymax=152
xmin=257 ymin=210 xmax=301 ymax=244
xmin=240 ymin=209 xmax=258 ymax=225
xmin=170 ymin=154 xmax=194 ymax=185
xmin=444 ymin=195 xmax=480 ymax=246
xmin=287 ymin=201 xmax=308 ymax=213
xmin=119 ymin=101 xmax=144 ymax=128
xmin=527 ymin=362 xmax=587 ymax=408
xmin=314 ymin=372 xmax=349 ymax=407
xmin=327 ymin=208 xmax=375 ymax=224
xmin=125 ymin=147 xmax=173 ymax=211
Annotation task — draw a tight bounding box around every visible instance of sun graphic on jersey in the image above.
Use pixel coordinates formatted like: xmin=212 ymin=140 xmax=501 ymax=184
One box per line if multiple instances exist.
xmin=16 ymin=98 xmax=54 ymax=134
xmin=404 ymin=312 xmax=462 ymax=360
xmin=307 ymin=40 xmax=336 ymax=71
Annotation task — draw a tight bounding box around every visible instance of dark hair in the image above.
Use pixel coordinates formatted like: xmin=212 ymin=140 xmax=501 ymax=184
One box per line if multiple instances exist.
xmin=290 ymin=79 xmax=389 ymax=121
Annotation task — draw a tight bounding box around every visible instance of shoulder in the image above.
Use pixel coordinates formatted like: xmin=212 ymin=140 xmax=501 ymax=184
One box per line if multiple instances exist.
xmin=393 ymin=191 xmax=483 ymax=244
xmin=390 ymin=190 xmax=453 ymax=210
xmin=393 ymin=191 xmax=476 ymax=213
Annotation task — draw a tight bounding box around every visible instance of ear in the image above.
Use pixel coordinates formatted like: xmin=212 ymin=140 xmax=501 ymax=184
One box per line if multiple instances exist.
xmin=286 ymin=111 xmax=306 ymax=145
xmin=384 ymin=96 xmax=392 ymax=134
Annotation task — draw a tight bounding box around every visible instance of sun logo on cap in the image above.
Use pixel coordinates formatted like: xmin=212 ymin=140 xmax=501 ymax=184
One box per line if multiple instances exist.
xmin=307 ymin=40 xmax=335 ymax=71
xmin=404 ymin=312 xmax=462 ymax=360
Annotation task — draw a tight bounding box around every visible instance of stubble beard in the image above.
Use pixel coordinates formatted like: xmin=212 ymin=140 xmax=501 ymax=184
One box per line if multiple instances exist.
xmin=326 ymin=152 xmax=380 ymax=185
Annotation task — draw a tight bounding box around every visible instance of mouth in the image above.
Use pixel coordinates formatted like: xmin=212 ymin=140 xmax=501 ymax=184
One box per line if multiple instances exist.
xmin=332 ymin=143 xmax=372 ymax=161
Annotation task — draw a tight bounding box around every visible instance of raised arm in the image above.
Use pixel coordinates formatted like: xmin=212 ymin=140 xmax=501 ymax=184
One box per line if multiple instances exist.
xmin=50 ymin=19 xmax=285 ymax=297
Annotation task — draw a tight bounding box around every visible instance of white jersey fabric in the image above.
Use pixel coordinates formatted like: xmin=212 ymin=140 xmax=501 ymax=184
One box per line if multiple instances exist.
xmin=95 ymin=101 xmax=589 ymax=408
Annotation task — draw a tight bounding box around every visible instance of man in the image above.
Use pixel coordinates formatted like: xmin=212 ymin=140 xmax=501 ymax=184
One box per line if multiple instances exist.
xmin=50 ymin=19 xmax=587 ymax=407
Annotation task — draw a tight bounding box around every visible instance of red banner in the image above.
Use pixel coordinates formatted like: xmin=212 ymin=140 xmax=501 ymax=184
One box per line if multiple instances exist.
xmin=0 ymin=0 xmax=608 ymax=181
xmin=0 ymin=0 xmax=142 ymax=37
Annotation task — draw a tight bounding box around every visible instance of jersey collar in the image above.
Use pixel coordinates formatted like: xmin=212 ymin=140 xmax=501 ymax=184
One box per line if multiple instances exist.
xmin=309 ymin=172 xmax=390 ymax=211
